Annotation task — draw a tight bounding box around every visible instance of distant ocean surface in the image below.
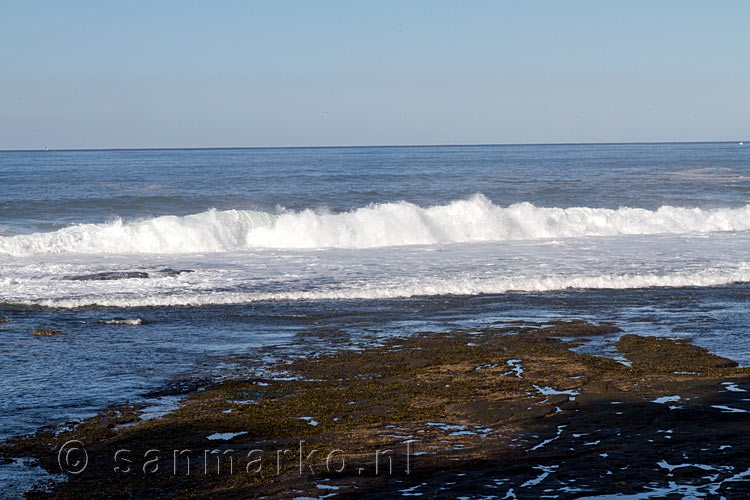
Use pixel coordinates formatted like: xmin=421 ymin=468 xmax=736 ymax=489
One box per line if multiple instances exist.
xmin=2 ymin=143 xmax=750 ymax=442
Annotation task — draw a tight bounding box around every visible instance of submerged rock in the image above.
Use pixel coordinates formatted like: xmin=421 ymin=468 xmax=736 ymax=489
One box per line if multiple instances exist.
xmin=537 ymin=319 xmax=622 ymax=337
xmin=62 ymin=269 xmax=193 ymax=281
xmin=32 ymin=328 xmax=64 ymax=336
xmin=64 ymin=271 xmax=149 ymax=281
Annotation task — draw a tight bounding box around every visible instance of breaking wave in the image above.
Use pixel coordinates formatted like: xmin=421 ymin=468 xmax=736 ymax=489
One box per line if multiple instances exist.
xmin=2 ymin=195 xmax=750 ymax=256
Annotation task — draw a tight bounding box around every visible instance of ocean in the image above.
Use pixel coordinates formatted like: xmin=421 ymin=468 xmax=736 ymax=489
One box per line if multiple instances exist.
xmin=1 ymin=142 xmax=749 ymax=446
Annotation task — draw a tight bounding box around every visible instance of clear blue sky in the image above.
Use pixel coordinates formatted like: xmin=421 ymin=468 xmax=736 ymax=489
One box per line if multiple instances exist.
xmin=1 ymin=0 xmax=748 ymax=149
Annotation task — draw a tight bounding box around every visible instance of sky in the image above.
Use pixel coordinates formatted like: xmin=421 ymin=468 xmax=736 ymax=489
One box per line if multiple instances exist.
xmin=1 ymin=0 xmax=748 ymax=149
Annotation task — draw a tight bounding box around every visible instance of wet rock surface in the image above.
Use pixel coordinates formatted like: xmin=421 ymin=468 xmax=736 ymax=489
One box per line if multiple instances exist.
xmin=64 ymin=271 xmax=150 ymax=281
xmin=616 ymin=333 xmax=739 ymax=373
xmin=3 ymin=321 xmax=750 ymax=499
xmin=63 ymin=269 xmax=193 ymax=281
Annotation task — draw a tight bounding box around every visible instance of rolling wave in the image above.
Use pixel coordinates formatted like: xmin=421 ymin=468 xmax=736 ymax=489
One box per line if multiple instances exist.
xmin=2 ymin=195 xmax=750 ymax=256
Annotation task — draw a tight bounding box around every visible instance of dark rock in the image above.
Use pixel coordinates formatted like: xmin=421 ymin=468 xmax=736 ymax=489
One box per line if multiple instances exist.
xmin=671 ymin=465 xmax=713 ymax=481
xmin=65 ymin=271 xmax=149 ymax=281
xmin=141 ymin=378 xmax=208 ymax=398
xmin=583 ymin=380 xmax=620 ymax=394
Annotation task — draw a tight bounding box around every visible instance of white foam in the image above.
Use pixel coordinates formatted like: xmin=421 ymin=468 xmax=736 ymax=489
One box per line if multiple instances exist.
xmin=520 ymin=465 xmax=558 ymax=488
xmin=14 ymin=265 xmax=750 ymax=308
xmin=298 ymin=417 xmax=319 ymax=426
xmin=3 ymin=224 xmax=749 ymax=310
xmin=102 ymin=318 xmax=143 ymax=325
xmin=533 ymin=385 xmax=579 ymax=397
xmin=2 ymin=195 xmax=750 ymax=256
xmin=711 ymin=405 xmax=749 ymax=413
xmin=529 ymin=425 xmax=567 ymax=451
xmin=652 ymin=396 xmax=681 ymax=404
xmin=206 ymin=431 xmax=247 ymax=441
xmin=722 ymin=382 xmax=746 ymax=393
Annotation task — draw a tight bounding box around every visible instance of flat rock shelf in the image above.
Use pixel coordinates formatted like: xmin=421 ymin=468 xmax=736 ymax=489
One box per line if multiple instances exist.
xmin=3 ymin=321 xmax=750 ymax=499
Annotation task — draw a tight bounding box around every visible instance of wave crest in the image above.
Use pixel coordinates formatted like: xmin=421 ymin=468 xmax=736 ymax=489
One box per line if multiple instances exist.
xmin=2 ymin=195 xmax=750 ymax=256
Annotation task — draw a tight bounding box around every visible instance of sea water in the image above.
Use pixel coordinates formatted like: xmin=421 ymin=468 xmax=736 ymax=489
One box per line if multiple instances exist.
xmin=1 ymin=143 xmax=749 ymax=444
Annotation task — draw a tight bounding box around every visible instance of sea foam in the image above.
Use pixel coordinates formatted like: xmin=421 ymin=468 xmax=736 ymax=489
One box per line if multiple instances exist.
xmin=1 ymin=195 xmax=749 ymax=256
xmin=13 ymin=264 xmax=750 ymax=308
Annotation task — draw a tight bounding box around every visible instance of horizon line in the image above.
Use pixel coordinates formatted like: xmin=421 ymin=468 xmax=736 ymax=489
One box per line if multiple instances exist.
xmin=0 ymin=139 xmax=744 ymax=153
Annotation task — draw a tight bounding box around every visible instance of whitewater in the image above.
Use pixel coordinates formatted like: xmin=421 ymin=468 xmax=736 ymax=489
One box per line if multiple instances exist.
xmin=2 ymin=195 xmax=750 ymax=256
xmin=6 ymin=264 xmax=749 ymax=309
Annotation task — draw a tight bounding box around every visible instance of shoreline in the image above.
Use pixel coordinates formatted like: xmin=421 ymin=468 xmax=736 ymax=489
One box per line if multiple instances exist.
xmin=3 ymin=320 xmax=750 ymax=498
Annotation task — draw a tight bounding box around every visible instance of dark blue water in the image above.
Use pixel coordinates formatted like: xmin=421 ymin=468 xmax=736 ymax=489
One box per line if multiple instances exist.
xmin=2 ymin=143 xmax=748 ymax=235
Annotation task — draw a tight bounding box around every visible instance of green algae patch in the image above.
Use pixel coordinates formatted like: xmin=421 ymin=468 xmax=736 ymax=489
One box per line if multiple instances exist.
xmin=32 ymin=329 xmax=65 ymax=336
xmin=616 ymin=334 xmax=740 ymax=375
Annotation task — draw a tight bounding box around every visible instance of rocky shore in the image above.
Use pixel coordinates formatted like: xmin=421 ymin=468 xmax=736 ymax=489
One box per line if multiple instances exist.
xmin=3 ymin=321 xmax=750 ymax=499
